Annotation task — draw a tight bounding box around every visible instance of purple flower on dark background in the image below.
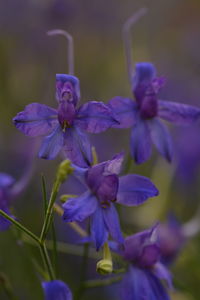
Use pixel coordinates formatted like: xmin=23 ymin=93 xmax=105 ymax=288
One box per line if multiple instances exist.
xmin=62 ymin=153 xmax=159 ymax=250
xmin=0 ymin=173 xmax=15 ymax=230
xmin=42 ymin=280 xmax=72 ymax=300
xmin=13 ymin=74 xmax=118 ymax=167
xmin=108 ymin=62 xmax=200 ymax=164
xmin=111 ymin=225 xmax=172 ymax=300
xmin=158 ymin=216 xmax=185 ymax=265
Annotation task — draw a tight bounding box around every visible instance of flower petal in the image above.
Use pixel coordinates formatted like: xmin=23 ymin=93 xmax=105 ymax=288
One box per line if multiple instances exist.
xmin=90 ymin=205 xmax=108 ymax=250
xmin=153 ymin=262 xmax=173 ymax=290
xmin=63 ymin=127 xmax=93 ymax=167
xmin=108 ymin=97 xmax=137 ymax=128
xmin=42 ymin=280 xmax=72 ymax=300
xmin=103 ymin=204 xmax=124 ymax=244
xmin=13 ymin=103 xmax=58 ymax=137
xmin=96 ymin=174 xmax=119 ymax=204
xmin=56 ymin=74 xmax=80 ymax=106
xmin=158 ymin=100 xmax=200 ymax=125
xmin=38 ymin=125 xmax=64 ymax=159
xmin=117 ymin=174 xmax=159 ymax=206
xmin=104 ymin=152 xmax=124 ymax=175
xmin=148 ymin=118 xmax=173 ymax=162
xmin=120 ymin=267 xmax=152 ymax=300
xmin=62 ymin=191 xmax=97 ymax=222
xmin=75 ymin=101 xmax=119 ymax=133
xmin=130 ymin=118 xmax=152 ymax=164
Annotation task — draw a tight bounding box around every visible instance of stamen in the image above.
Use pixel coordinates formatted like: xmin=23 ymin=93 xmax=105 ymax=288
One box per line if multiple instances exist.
xmin=47 ymin=29 xmax=74 ymax=75
xmin=123 ymin=8 xmax=148 ymax=85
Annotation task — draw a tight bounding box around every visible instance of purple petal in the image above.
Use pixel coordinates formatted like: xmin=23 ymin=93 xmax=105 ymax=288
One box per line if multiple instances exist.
xmin=117 ymin=174 xmax=159 ymax=206
xmin=103 ymin=204 xmax=124 ymax=244
xmin=130 ymin=119 xmax=152 ymax=164
xmin=120 ymin=267 xmax=153 ymax=300
xmin=75 ymin=101 xmax=119 ymax=133
xmin=108 ymin=97 xmax=137 ymax=128
xmin=123 ymin=225 xmax=159 ymax=262
xmin=148 ymin=118 xmax=173 ymax=162
xmin=38 ymin=125 xmax=64 ymax=159
xmin=90 ymin=205 xmax=108 ymax=250
xmin=63 ymin=127 xmax=93 ymax=168
xmin=96 ymin=174 xmax=119 ymax=205
xmin=104 ymin=152 xmax=124 ymax=175
xmin=0 ymin=173 xmax=14 ymax=188
xmin=121 ymin=267 xmax=170 ymax=300
xmin=139 ymin=244 xmax=160 ymax=268
xmin=13 ymin=103 xmax=58 ymax=137
xmin=56 ymin=74 xmax=80 ymax=106
xmin=42 ymin=280 xmax=72 ymax=300
xmin=153 ymin=262 xmax=173 ymax=290
xmin=158 ymin=100 xmax=200 ymax=125
xmin=63 ymin=191 xmax=97 ymax=222
xmin=133 ymin=62 xmax=156 ymax=87
xmin=86 ymin=162 xmax=106 ymax=193
xmin=145 ymin=270 xmax=170 ymax=300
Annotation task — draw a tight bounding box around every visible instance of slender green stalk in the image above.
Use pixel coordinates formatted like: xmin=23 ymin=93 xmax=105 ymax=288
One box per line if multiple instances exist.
xmin=39 ymin=243 xmax=55 ymax=281
xmin=41 ymin=174 xmax=48 ymax=215
xmin=40 ymin=179 xmax=60 ymax=242
xmin=84 ymin=275 xmax=122 ymax=288
xmin=0 ymin=210 xmax=39 ymax=244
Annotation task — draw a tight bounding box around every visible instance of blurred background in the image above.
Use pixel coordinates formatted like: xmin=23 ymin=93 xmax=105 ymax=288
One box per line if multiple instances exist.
xmin=0 ymin=0 xmax=200 ymax=299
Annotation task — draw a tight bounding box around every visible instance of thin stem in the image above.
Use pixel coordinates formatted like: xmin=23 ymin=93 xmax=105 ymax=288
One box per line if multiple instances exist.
xmin=41 ymin=174 xmax=48 ymax=215
xmin=40 ymin=180 xmax=60 ymax=242
xmin=23 ymin=235 xmax=100 ymax=259
xmin=47 ymin=29 xmax=74 ymax=75
xmin=84 ymin=275 xmax=122 ymax=288
xmin=123 ymin=8 xmax=148 ymax=84
xmin=0 ymin=210 xmax=39 ymax=244
xmin=39 ymin=243 xmax=55 ymax=281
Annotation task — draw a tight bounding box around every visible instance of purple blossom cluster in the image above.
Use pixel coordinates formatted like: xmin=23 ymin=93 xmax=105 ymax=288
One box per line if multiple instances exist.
xmin=1 ymin=9 xmax=200 ymax=300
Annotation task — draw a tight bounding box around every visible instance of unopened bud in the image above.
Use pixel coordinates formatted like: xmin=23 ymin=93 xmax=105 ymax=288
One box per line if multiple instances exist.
xmin=96 ymin=259 xmax=113 ymax=275
xmin=56 ymin=160 xmax=73 ymax=183
xmin=60 ymin=194 xmax=76 ymax=203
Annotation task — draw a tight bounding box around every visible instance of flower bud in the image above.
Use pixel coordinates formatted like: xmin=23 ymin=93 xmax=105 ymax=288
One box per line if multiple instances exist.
xmin=60 ymin=194 xmax=76 ymax=203
xmin=96 ymin=259 xmax=113 ymax=275
xmin=56 ymin=160 xmax=73 ymax=183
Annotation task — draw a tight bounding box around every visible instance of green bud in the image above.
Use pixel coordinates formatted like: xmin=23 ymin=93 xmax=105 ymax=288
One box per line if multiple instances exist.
xmin=60 ymin=194 xmax=77 ymax=203
xmin=96 ymin=259 xmax=113 ymax=275
xmin=56 ymin=160 xmax=74 ymax=183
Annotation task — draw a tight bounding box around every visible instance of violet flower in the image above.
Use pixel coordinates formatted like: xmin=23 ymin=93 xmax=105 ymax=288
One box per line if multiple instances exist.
xmin=13 ymin=74 xmax=118 ymax=167
xmin=111 ymin=225 xmax=172 ymax=300
xmin=108 ymin=62 xmax=200 ymax=164
xmin=42 ymin=280 xmax=72 ymax=300
xmin=62 ymin=153 xmax=159 ymax=250
xmin=158 ymin=216 xmax=185 ymax=265
xmin=0 ymin=173 xmax=15 ymax=230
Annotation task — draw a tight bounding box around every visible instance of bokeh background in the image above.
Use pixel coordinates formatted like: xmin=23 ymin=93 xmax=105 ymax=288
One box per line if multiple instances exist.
xmin=0 ymin=0 xmax=200 ymax=299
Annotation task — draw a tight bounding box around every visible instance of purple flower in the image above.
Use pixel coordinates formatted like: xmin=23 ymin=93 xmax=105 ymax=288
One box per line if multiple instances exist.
xmin=62 ymin=153 xmax=159 ymax=250
xmin=42 ymin=280 xmax=72 ymax=300
xmin=0 ymin=173 xmax=15 ymax=231
xmin=111 ymin=225 xmax=172 ymax=300
xmin=108 ymin=63 xmax=200 ymax=164
xmin=158 ymin=216 xmax=186 ymax=265
xmin=13 ymin=74 xmax=118 ymax=167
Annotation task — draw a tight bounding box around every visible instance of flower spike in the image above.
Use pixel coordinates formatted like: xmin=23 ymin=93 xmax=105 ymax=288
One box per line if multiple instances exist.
xmin=123 ymin=7 xmax=148 ymax=85
xmin=47 ymin=29 xmax=74 ymax=75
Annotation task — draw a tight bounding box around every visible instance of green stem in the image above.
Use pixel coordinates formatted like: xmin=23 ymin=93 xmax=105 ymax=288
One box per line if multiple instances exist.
xmin=0 ymin=210 xmax=39 ymax=244
xmin=84 ymin=275 xmax=122 ymax=288
xmin=39 ymin=243 xmax=55 ymax=281
xmin=0 ymin=210 xmax=55 ymax=281
xmin=40 ymin=179 xmax=60 ymax=242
